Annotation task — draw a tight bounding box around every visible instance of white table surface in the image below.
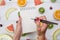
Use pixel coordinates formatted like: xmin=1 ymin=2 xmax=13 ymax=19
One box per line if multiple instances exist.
xmin=0 ymin=0 xmax=60 ymax=40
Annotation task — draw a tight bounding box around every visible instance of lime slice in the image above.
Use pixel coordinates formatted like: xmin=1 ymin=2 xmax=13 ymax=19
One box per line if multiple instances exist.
xmin=51 ymin=0 xmax=56 ymax=3
xmin=39 ymin=7 xmax=45 ymax=14
xmin=0 ymin=34 xmax=12 ymax=40
xmin=53 ymin=29 xmax=60 ymax=40
xmin=48 ymin=24 xmax=54 ymax=29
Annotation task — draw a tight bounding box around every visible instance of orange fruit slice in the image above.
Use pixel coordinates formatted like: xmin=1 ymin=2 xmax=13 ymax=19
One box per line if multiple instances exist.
xmin=40 ymin=22 xmax=43 ymax=27
xmin=6 ymin=24 xmax=14 ymax=33
xmin=17 ymin=0 xmax=26 ymax=7
xmin=54 ymin=10 xmax=60 ymax=20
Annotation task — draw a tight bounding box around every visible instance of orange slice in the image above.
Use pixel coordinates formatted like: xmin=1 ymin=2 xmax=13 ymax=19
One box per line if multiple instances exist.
xmin=17 ymin=0 xmax=26 ymax=7
xmin=54 ymin=10 xmax=60 ymax=20
xmin=6 ymin=24 xmax=14 ymax=33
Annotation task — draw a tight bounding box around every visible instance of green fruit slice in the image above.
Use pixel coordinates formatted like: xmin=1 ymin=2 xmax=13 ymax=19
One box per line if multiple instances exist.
xmin=51 ymin=0 xmax=56 ymax=3
xmin=0 ymin=34 xmax=12 ymax=40
xmin=53 ymin=29 xmax=60 ymax=40
xmin=18 ymin=11 xmax=20 ymax=17
xmin=5 ymin=8 xmax=17 ymax=20
xmin=48 ymin=24 xmax=54 ymax=29
xmin=39 ymin=7 xmax=45 ymax=14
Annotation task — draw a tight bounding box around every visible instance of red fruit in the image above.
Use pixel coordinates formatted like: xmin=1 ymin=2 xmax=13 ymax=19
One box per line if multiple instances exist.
xmin=6 ymin=24 xmax=14 ymax=32
xmin=34 ymin=0 xmax=43 ymax=6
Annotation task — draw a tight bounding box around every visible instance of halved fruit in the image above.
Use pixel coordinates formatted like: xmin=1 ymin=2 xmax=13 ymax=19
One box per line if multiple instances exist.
xmin=5 ymin=8 xmax=17 ymax=20
xmin=0 ymin=34 xmax=12 ymax=40
xmin=17 ymin=0 xmax=26 ymax=7
xmin=54 ymin=10 xmax=60 ymax=20
xmin=6 ymin=24 xmax=14 ymax=33
xmin=53 ymin=28 xmax=60 ymax=40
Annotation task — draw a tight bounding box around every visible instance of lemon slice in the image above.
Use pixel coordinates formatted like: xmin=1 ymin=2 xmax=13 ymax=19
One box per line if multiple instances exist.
xmin=17 ymin=0 xmax=26 ymax=7
xmin=54 ymin=10 xmax=60 ymax=20
xmin=0 ymin=34 xmax=12 ymax=40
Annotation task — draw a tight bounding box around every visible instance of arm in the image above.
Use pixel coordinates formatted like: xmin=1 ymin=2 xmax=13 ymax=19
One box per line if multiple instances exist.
xmin=35 ymin=16 xmax=48 ymax=40
xmin=13 ymin=17 xmax=22 ymax=40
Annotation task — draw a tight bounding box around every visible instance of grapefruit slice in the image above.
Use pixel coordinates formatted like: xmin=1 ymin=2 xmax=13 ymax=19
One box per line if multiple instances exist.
xmin=5 ymin=8 xmax=17 ymax=20
xmin=17 ymin=0 xmax=26 ymax=7
xmin=54 ymin=10 xmax=60 ymax=20
xmin=6 ymin=24 xmax=14 ymax=33
xmin=0 ymin=34 xmax=12 ymax=40
xmin=34 ymin=0 xmax=43 ymax=6
xmin=53 ymin=28 xmax=60 ymax=40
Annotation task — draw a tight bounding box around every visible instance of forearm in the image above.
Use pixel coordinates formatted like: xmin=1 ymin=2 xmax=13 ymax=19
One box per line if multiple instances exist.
xmin=13 ymin=32 xmax=21 ymax=40
xmin=13 ymin=26 xmax=22 ymax=40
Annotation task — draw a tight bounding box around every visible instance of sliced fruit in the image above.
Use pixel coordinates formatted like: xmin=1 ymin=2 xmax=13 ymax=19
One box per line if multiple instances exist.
xmin=5 ymin=8 xmax=17 ymax=20
xmin=48 ymin=24 xmax=54 ymax=29
xmin=6 ymin=24 xmax=14 ymax=33
xmin=39 ymin=7 xmax=45 ymax=14
xmin=18 ymin=11 xmax=20 ymax=17
xmin=0 ymin=0 xmax=5 ymax=6
xmin=40 ymin=22 xmax=43 ymax=27
xmin=34 ymin=0 xmax=43 ymax=6
xmin=17 ymin=0 xmax=26 ymax=7
xmin=0 ymin=34 xmax=12 ymax=40
xmin=51 ymin=0 xmax=56 ymax=3
xmin=53 ymin=28 xmax=60 ymax=40
xmin=54 ymin=10 xmax=60 ymax=20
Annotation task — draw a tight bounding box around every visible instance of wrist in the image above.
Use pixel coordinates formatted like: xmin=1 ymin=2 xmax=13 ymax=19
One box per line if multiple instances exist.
xmin=37 ymin=34 xmax=46 ymax=40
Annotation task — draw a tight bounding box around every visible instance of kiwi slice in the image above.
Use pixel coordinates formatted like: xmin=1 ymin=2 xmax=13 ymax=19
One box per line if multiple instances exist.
xmin=51 ymin=0 xmax=56 ymax=3
xmin=48 ymin=24 xmax=54 ymax=29
xmin=39 ymin=7 xmax=45 ymax=14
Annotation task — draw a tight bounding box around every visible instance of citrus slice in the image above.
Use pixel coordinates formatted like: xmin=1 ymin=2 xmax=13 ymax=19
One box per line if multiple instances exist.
xmin=0 ymin=34 xmax=12 ymax=40
xmin=54 ymin=10 xmax=60 ymax=20
xmin=5 ymin=8 xmax=17 ymax=20
xmin=17 ymin=0 xmax=26 ymax=7
xmin=53 ymin=29 xmax=60 ymax=40
xmin=6 ymin=24 xmax=14 ymax=33
xmin=39 ymin=7 xmax=45 ymax=14
xmin=51 ymin=0 xmax=56 ymax=3
xmin=48 ymin=24 xmax=54 ymax=29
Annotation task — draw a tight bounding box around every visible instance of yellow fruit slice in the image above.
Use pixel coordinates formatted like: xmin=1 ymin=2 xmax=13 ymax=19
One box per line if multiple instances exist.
xmin=0 ymin=34 xmax=12 ymax=40
xmin=17 ymin=0 xmax=26 ymax=7
xmin=40 ymin=22 xmax=43 ymax=27
xmin=5 ymin=8 xmax=17 ymax=20
xmin=54 ymin=10 xmax=60 ymax=20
